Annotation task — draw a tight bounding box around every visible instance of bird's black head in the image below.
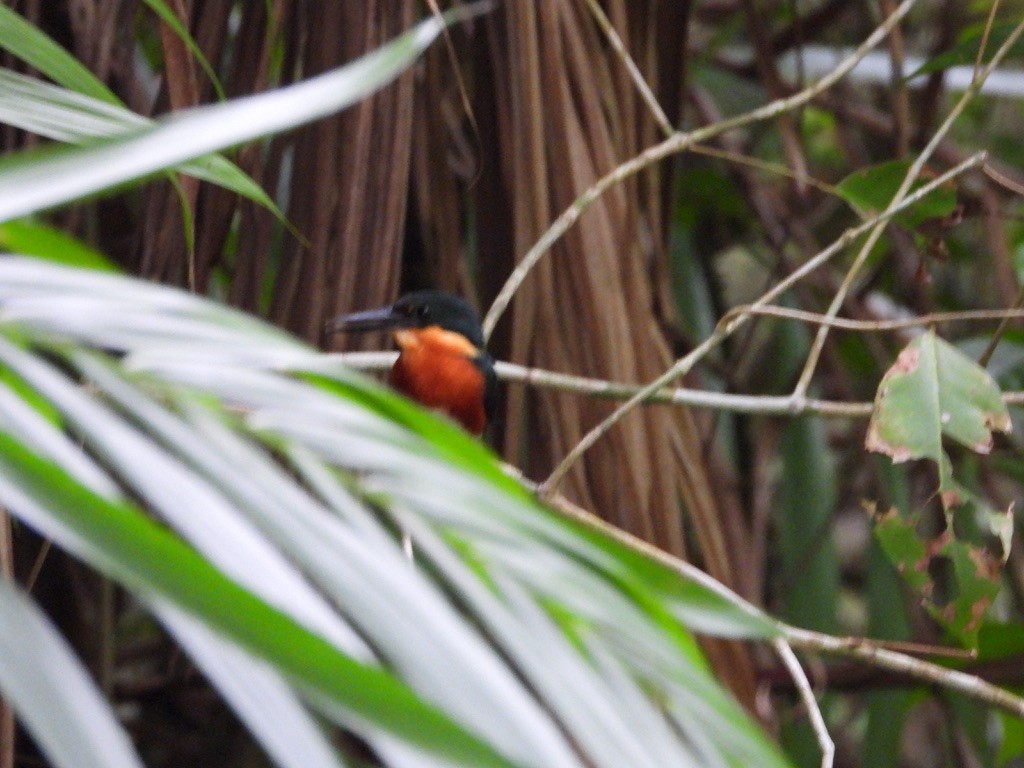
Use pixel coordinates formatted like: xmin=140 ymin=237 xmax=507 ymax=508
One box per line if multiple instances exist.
xmin=330 ymin=290 xmax=486 ymax=349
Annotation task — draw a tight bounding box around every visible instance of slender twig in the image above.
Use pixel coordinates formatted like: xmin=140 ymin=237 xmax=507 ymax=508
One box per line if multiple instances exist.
xmin=492 ymin=361 xmax=873 ymax=416
xmin=790 ymin=18 xmax=1024 ymax=402
xmin=23 ymin=538 xmax=51 ymax=593
xmin=971 ymin=0 xmax=1017 ymax=370
xmin=879 ymin=0 xmax=911 ymax=157
xmin=524 ymin=475 xmax=1024 ymax=719
xmin=481 ymin=0 xmax=918 ymax=341
xmin=328 ymin=352 xmax=875 ymax=416
xmin=582 ymin=0 xmax=673 ymax=137
xmin=984 ymin=163 xmax=1024 ymax=196
xmin=722 ymin=305 xmax=1024 ymax=331
xmin=326 ymin=349 xmax=1024 ymax=417
xmin=537 ymin=152 xmax=985 ymax=496
xmin=99 ymin=577 xmax=116 ymax=696
xmin=784 ymin=627 xmax=1024 ymax=718
xmin=774 ymin=638 xmax=834 ymax=768
xmin=329 ymin=156 xmax=988 ymax=427
xmin=689 ymin=144 xmax=840 ymax=197
xmin=740 ymin=0 xmax=809 ymax=192
xmin=978 ymin=286 xmax=1024 ymax=368
xmin=972 ymin=0 xmax=1002 ymax=83
xmin=423 ymin=0 xmax=484 ymax=184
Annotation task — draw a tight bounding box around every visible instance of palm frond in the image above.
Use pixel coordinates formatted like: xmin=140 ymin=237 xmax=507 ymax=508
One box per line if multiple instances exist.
xmin=0 ymin=256 xmax=788 ymax=767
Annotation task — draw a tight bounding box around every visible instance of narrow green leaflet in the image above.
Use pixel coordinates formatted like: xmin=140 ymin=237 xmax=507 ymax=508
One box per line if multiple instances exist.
xmin=0 ymin=431 xmax=519 ymax=768
xmin=865 ymin=330 xmax=1013 ymax=644
xmin=0 ymin=4 xmax=119 ymax=104
xmin=0 ymin=219 xmax=115 ymax=271
xmin=0 ymin=68 xmax=281 ymax=217
xmin=776 ymin=417 xmax=841 ymax=633
xmin=0 ymin=6 xmax=270 ymax=211
xmin=0 ymin=256 xmax=794 ymax=768
xmin=0 ymin=8 xmax=476 ymax=222
xmin=153 ymin=605 xmax=355 ymax=768
xmin=0 ymin=577 xmax=145 ymax=768
xmin=0 ymin=3 xmax=483 ymax=220
xmin=139 ymin=0 xmax=226 ymax=100
xmin=555 ymin=512 xmax=781 ymax=640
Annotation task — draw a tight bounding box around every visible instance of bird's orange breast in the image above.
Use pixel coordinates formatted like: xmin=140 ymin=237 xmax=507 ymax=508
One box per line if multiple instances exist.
xmin=389 ymin=327 xmax=488 ymax=435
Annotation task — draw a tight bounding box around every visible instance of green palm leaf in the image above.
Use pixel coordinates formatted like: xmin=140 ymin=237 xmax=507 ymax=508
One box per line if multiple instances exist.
xmin=0 ymin=256 xmax=791 ymax=767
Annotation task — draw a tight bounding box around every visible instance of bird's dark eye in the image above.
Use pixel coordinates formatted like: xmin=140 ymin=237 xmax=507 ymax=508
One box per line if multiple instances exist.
xmin=416 ymin=305 xmax=430 ymax=320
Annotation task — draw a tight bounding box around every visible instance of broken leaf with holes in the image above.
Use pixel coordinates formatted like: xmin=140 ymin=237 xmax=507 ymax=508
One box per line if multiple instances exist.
xmin=867 ymin=491 xmax=1011 ymax=645
xmin=865 ymin=330 xmax=1013 ymax=645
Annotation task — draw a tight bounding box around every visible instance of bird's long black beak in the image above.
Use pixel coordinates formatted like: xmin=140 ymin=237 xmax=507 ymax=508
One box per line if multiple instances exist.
xmin=327 ymin=304 xmax=408 ymax=334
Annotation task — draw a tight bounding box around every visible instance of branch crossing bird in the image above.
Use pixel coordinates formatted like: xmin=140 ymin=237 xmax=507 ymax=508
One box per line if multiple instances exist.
xmin=329 ymin=291 xmax=497 ymax=436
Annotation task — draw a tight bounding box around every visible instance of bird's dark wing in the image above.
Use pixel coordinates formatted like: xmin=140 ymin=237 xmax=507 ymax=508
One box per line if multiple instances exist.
xmin=473 ymin=352 xmax=499 ymax=424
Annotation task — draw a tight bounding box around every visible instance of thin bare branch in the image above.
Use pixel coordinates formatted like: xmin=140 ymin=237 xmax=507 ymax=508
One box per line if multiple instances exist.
xmin=785 ymin=627 xmax=1024 ymax=718
xmin=329 ymin=155 xmax=992 ymax=430
xmin=582 ymin=0 xmax=673 ymax=137
xmin=330 ymin=350 xmax=1024 ymax=418
xmin=984 ymin=162 xmax=1024 ymax=197
xmin=521 ymin=475 xmax=1024 ymax=720
xmin=973 ymin=0 xmax=1002 ymax=82
xmin=722 ymin=304 xmax=1024 ymax=331
xmin=482 ymin=0 xmax=919 ymax=340
xmin=879 ymin=0 xmax=911 ymax=157
xmin=978 ymin=286 xmax=1024 ymax=367
xmin=689 ymin=144 xmax=840 ymax=197
xmin=739 ymin=0 xmax=809 ymax=192
xmin=790 ymin=18 xmax=1024 ymax=401
xmin=773 ymin=639 xmax=834 ymax=768
xmin=328 ymin=352 xmax=875 ymax=416
xmin=537 ymin=151 xmax=984 ymax=496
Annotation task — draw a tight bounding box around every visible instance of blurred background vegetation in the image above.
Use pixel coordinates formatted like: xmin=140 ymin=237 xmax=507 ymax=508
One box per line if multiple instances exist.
xmin=3 ymin=1 xmax=1024 ymax=767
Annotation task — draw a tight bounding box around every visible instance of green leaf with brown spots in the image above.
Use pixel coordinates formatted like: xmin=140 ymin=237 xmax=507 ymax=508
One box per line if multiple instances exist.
xmin=867 ymin=499 xmax=1008 ymax=646
xmin=865 ymin=331 xmax=1013 ymax=646
xmin=865 ymin=329 xmax=1010 ymax=474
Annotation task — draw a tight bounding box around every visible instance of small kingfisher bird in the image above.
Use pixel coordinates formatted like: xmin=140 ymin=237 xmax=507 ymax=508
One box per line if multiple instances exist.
xmin=329 ymin=291 xmax=497 ymax=436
